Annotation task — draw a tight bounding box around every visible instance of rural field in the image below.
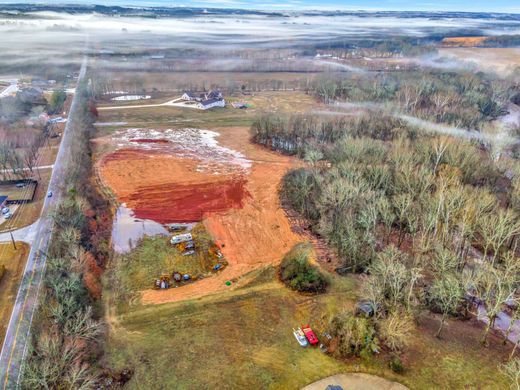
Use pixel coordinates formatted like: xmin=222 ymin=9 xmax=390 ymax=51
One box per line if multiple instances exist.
xmin=3 ymin=5 xmax=520 ymax=390
xmin=93 ymin=66 xmax=516 ymax=388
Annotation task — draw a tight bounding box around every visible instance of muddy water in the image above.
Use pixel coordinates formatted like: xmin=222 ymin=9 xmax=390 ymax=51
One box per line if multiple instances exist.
xmin=111 ymin=203 xmax=169 ymax=254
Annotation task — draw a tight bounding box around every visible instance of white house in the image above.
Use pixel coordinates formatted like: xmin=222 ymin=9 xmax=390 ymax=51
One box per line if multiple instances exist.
xmin=181 ymin=91 xmax=197 ymax=101
xmin=197 ymin=98 xmax=226 ymax=110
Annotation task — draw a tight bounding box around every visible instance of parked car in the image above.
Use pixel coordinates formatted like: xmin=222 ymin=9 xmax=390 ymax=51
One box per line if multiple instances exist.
xmin=355 ymin=300 xmax=377 ymax=318
xmin=1 ymin=207 xmax=9 ymax=215
xmin=47 ymin=191 xmax=53 ymax=198
xmin=4 ymin=212 xmax=12 ymax=219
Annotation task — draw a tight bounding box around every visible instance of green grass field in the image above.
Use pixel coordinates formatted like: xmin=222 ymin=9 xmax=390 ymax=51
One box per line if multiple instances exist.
xmin=104 ymin=266 xmax=510 ymax=389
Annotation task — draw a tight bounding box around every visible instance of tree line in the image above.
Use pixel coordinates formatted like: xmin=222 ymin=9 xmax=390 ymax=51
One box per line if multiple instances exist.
xmin=311 ymin=70 xmax=515 ymax=130
xmin=21 ymin=83 xmax=113 ymax=389
xmin=253 ymin=112 xmax=520 ymax=370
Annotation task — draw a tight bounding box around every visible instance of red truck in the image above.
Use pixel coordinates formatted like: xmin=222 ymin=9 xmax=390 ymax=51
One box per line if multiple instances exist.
xmin=301 ymin=324 xmax=319 ymax=345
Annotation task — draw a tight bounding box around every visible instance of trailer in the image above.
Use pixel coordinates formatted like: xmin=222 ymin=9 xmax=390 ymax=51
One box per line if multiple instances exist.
xmin=171 ymin=233 xmax=193 ymax=245
xmin=301 ymin=324 xmax=319 ymax=345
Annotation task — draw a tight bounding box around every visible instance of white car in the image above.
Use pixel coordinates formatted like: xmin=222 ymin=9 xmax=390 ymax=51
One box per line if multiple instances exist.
xmin=1 ymin=207 xmax=9 ymax=215
xmin=4 ymin=212 xmax=11 ymax=219
xmin=47 ymin=191 xmax=53 ymax=198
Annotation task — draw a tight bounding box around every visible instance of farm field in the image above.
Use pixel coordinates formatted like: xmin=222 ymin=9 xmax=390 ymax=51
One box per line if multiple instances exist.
xmin=95 ymin=90 xmax=319 ymax=131
xmin=0 ymin=242 xmax=29 ymax=344
xmin=105 ymin=267 xmax=510 ymax=389
xmin=93 ymin=71 xmax=321 ymax=96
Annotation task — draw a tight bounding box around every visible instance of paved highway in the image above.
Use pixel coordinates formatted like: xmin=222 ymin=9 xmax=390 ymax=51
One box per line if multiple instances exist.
xmin=0 ymin=55 xmax=87 ymax=389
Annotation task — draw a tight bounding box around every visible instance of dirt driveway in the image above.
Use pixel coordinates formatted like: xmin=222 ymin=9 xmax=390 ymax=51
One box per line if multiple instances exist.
xmin=301 ymin=373 xmax=409 ymax=390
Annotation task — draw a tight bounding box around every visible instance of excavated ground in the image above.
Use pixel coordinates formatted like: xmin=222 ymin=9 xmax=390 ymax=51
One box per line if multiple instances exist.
xmin=98 ymin=126 xmax=303 ymax=304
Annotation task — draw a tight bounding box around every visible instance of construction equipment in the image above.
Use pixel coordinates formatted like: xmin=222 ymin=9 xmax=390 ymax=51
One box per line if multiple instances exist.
xmin=154 ymin=274 xmax=171 ymax=289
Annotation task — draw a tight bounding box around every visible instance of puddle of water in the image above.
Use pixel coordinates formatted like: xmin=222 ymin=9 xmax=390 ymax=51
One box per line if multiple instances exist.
xmin=112 ymin=203 xmax=168 ymax=254
xmin=111 ymin=95 xmax=151 ymax=101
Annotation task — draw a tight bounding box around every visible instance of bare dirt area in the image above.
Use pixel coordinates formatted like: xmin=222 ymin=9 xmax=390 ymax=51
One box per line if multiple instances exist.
xmin=97 ymin=126 xmax=304 ymax=304
xmin=441 ymin=36 xmax=488 ymax=47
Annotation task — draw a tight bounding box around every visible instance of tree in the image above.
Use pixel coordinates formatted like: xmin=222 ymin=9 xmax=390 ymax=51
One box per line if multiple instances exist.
xmin=479 ymin=209 xmax=520 ymax=264
xmin=364 ymin=246 xmax=422 ymax=315
xmin=467 ymin=255 xmax=520 ymax=345
xmin=500 ymin=358 xmax=520 ymax=390
xmin=379 ymin=311 xmax=414 ymax=351
xmin=429 ymin=274 xmax=464 ymax=338
xmin=49 ymin=89 xmax=67 ymax=114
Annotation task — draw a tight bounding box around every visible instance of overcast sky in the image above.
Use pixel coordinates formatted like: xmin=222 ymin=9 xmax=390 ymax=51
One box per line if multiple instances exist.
xmin=6 ymin=0 xmax=520 ymax=13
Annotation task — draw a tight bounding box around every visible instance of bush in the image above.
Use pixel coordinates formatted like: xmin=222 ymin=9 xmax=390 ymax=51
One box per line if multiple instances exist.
xmin=0 ymin=264 xmax=5 ymax=282
xmin=329 ymin=310 xmax=379 ymax=358
xmin=389 ymin=355 xmax=404 ymax=373
xmin=279 ymin=243 xmax=329 ymax=293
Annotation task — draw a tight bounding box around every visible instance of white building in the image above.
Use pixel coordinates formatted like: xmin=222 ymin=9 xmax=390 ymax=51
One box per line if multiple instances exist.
xmin=197 ymin=98 xmax=226 ymax=110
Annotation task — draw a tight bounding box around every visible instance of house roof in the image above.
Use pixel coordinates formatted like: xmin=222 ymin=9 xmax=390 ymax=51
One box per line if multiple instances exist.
xmin=183 ymin=90 xmax=197 ymax=97
xmin=199 ymin=98 xmax=223 ymax=106
xmin=207 ymin=90 xmax=222 ymax=99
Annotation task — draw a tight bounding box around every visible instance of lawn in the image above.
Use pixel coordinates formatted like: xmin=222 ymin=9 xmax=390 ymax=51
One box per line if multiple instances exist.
xmin=0 ymin=242 xmax=29 ymax=344
xmin=104 ymin=266 xmax=510 ymax=389
xmin=95 ymin=90 xmax=319 ymax=132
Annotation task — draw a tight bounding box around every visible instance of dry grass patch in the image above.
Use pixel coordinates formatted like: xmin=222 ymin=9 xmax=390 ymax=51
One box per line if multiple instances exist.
xmin=0 ymin=242 xmax=29 ymax=343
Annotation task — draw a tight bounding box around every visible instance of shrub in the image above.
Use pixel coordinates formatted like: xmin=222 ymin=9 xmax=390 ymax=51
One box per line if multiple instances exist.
xmin=389 ymin=355 xmax=404 ymax=373
xmin=279 ymin=243 xmax=328 ymax=293
xmin=329 ymin=310 xmax=379 ymax=358
xmin=0 ymin=264 xmax=5 ymax=282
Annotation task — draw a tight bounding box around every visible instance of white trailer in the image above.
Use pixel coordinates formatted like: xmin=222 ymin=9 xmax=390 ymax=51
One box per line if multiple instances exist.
xmin=170 ymin=233 xmax=193 ymax=245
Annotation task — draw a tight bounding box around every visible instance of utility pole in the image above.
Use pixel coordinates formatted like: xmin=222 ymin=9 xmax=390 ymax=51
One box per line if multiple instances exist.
xmin=10 ymin=231 xmax=17 ymax=250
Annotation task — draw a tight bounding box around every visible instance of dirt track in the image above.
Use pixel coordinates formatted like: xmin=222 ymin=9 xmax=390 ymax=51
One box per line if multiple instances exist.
xmin=98 ymin=127 xmax=304 ymax=304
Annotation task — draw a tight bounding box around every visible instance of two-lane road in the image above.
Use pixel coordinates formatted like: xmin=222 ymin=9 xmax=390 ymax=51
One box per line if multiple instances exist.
xmin=0 ymin=55 xmax=87 ymax=389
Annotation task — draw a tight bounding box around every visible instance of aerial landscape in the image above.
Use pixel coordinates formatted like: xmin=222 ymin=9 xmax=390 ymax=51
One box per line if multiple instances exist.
xmin=1 ymin=1 xmax=520 ymax=389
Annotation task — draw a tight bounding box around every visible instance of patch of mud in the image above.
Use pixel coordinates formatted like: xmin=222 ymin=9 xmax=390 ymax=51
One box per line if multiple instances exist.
xmin=128 ymin=178 xmax=249 ymax=223
xmin=101 ymin=128 xmax=252 ymax=224
xmin=113 ymin=128 xmax=251 ymax=174
xmin=112 ymin=204 xmax=168 ymax=253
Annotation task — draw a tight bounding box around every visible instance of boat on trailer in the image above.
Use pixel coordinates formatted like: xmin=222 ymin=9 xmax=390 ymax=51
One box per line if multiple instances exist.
xmin=293 ymin=328 xmax=309 ymax=347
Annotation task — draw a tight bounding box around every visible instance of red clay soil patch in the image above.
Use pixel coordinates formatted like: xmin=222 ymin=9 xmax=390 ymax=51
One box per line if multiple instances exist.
xmin=100 ymin=148 xmax=247 ymax=223
xmin=138 ymin=127 xmax=304 ymax=304
xmin=128 ymin=178 xmax=248 ymax=223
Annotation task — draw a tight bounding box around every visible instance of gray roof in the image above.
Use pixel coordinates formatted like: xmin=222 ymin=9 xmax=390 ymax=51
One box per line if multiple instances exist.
xmin=200 ymin=98 xmax=222 ymax=106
